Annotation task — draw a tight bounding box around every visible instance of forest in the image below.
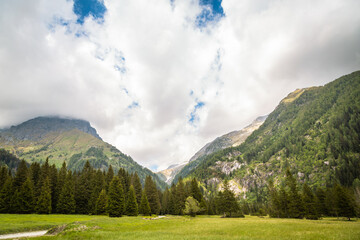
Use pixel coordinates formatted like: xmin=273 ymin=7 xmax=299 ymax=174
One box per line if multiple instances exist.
xmin=0 ymin=150 xmax=358 ymax=220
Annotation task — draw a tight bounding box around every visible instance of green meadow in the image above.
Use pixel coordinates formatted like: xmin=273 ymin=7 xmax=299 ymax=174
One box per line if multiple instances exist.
xmin=0 ymin=215 xmax=359 ymax=240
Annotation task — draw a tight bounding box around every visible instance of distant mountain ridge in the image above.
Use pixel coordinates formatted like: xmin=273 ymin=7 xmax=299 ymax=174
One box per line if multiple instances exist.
xmin=180 ymin=71 xmax=360 ymax=198
xmin=160 ymin=115 xmax=267 ymax=184
xmin=1 ymin=116 xmax=101 ymax=141
xmin=0 ymin=116 xmax=167 ymax=190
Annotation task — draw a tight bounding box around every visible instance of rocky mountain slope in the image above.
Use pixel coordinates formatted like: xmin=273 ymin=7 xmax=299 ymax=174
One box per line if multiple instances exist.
xmin=182 ymin=71 xmax=360 ymax=199
xmin=0 ymin=116 xmax=166 ymax=189
xmin=169 ymin=115 xmax=267 ymax=184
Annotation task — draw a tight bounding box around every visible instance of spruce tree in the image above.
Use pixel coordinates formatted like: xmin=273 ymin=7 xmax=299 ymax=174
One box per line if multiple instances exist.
xmin=126 ymin=185 xmax=138 ymax=216
xmin=315 ymin=187 xmax=327 ymax=217
xmin=145 ymin=176 xmax=161 ymax=214
xmin=302 ymin=183 xmax=318 ymax=220
xmin=335 ymin=184 xmax=355 ymax=220
xmin=36 ymin=177 xmax=52 ymax=214
xmin=75 ymin=161 xmax=94 ymax=214
xmin=0 ymin=177 xmax=13 ymax=213
xmin=106 ymin=165 xmax=114 ymax=191
xmin=131 ymin=173 xmax=142 ymax=205
xmin=55 ymin=162 xmax=67 ymax=213
xmin=190 ymin=178 xmax=203 ymax=202
xmin=161 ymin=187 xmax=170 ymax=214
xmin=268 ymin=180 xmax=280 ymax=218
xmin=95 ymin=189 xmax=108 ymax=215
xmin=57 ymin=172 xmax=76 ymax=214
xmin=285 ymin=169 xmax=304 ymax=218
xmin=107 ymin=176 xmax=125 ymax=217
xmin=17 ymin=177 xmax=35 ymax=213
xmin=176 ymin=177 xmax=186 ymax=215
xmin=217 ymin=180 xmax=240 ymax=217
xmin=0 ymin=166 xmax=8 ymax=190
xmin=13 ymin=159 xmax=28 ymax=191
xmin=49 ymin=164 xmax=58 ymax=213
xmin=139 ymin=190 xmax=151 ymax=216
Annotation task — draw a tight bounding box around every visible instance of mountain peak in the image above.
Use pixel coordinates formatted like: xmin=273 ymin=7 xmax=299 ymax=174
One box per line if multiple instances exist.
xmin=3 ymin=116 xmax=101 ymax=141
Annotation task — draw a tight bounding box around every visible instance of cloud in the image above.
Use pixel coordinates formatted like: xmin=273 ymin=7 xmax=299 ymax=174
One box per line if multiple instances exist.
xmin=0 ymin=0 xmax=359 ymax=171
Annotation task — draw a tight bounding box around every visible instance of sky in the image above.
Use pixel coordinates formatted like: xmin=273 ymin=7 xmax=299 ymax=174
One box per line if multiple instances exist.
xmin=0 ymin=0 xmax=359 ymax=171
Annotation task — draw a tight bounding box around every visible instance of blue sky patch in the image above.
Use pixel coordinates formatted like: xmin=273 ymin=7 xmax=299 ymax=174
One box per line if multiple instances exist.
xmin=196 ymin=0 xmax=225 ymax=28
xmin=73 ymin=0 xmax=106 ymax=24
xmin=189 ymin=101 xmax=205 ymax=124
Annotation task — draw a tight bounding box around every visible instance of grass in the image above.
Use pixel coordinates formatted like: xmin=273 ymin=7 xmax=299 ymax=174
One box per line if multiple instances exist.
xmin=0 ymin=214 xmax=359 ymax=240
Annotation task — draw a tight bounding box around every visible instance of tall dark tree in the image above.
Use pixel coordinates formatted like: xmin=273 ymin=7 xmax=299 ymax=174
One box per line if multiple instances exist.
xmin=126 ymin=185 xmax=138 ymax=216
xmin=139 ymin=190 xmax=151 ymax=216
xmin=75 ymin=161 xmax=94 ymax=214
xmin=161 ymin=187 xmax=170 ymax=214
xmin=36 ymin=177 xmax=52 ymax=214
xmin=190 ymin=178 xmax=203 ymax=202
xmin=55 ymin=162 xmax=68 ymax=213
xmin=107 ymin=176 xmax=125 ymax=217
xmin=0 ymin=166 xmax=9 ymax=190
xmin=285 ymin=169 xmax=304 ymax=218
xmin=145 ymin=175 xmax=160 ymax=214
xmin=0 ymin=177 xmax=13 ymax=213
xmin=131 ymin=172 xmax=142 ymax=205
xmin=49 ymin=164 xmax=58 ymax=212
xmin=335 ymin=184 xmax=356 ymax=220
xmin=89 ymin=169 xmax=105 ymax=214
xmin=106 ymin=165 xmax=114 ymax=191
xmin=175 ymin=177 xmax=186 ymax=215
xmin=16 ymin=177 xmax=35 ymax=213
xmin=95 ymin=189 xmax=108 ymax=215
xmin=13 ymin=159 xmax=28 ymax=191
xmin=217 ymin=180 xmax=239 ymax=217
xmin=267 ymin=180 xmax=280 ymax=218
xmin=57 ymin=171 xmax=76 ymax=214
xmin=302 ymin=183 xmax=318 ymax=220
xmin=315 ymin=187 xmax=327 ymax=217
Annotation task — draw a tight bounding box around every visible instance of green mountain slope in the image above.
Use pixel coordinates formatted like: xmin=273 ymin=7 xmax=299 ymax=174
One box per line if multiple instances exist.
xmin=172 ymin=115 xmax=267 ymax=184
xmin=184 ymin=71 xmax=360 ymax=197
xmin=0 ymin=117 xmax=166 ymax=190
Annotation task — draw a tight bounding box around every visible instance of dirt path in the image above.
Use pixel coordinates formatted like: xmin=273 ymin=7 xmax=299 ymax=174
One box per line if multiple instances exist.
xmin=0 ymin=230 xmax=47 ymax=239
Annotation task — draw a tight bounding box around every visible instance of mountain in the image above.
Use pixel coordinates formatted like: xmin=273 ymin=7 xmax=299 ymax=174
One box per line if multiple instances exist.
xmin=179 ymin=71 xmax=360 ymax=198
xmin=0 ymin=116 xmax=167 ymax=190
xmin=156 ymin=162 xmax=187 ymax=184
xmin=169 ymin=115 xmax=267 ymax=184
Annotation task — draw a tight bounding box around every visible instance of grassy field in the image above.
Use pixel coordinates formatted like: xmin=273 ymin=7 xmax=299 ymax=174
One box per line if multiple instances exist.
xmin=0 ymin=214 xmax=359 ymax=240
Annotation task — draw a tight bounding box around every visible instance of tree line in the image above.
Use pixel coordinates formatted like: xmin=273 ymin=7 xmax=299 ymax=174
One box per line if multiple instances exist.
xmin=0 ymin=158 xmax=358 ymax=219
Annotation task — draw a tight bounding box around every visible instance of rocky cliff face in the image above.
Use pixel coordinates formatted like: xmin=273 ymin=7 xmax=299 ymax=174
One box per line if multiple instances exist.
xmin=156 ymin=162 xmax=187 ymax=184
xmin=0 ymin=116 xmax=101 ymax=142
xmin=170 ymin=115 xmax=267 ymax=184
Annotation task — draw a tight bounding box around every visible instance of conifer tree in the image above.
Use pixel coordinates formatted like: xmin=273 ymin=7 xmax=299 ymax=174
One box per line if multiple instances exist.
xmin=302 ymin=183 xmax=318 ymax=220
xmin=190 ymin=178 xmax=203 ymax=202
xmin=55 ymin=162 xmax=67 ymax=213
xmin=107 ymin=176 xmax=125 ymax=217
xmin=57 ymin=172 xmax=76 ymax=214
xmin=0 ymin=166 xmax=9 ymax=190
xmin=126 ymin=185 xmax=138 ymax=216
xmin=13 ymin=159 xmax=28 ymax=191
xmin=145 ymin=175 xmax=161 ymax=214
xmin=131 ymin=172 xmax=142 ymax=205
xmin=335 ymin=184 xmax=355 ymax=220
xmin=49 ymin=164 xmax=58 ymax=212
xmin=95 ymin=189 xmax=108 ymax=215
xmin=106 ymin=165 xmax=114 ymax=191
xmin=139 ymin=190 xmax=151 ymax=216
xmin=176 ymin=177 xmax=186 ymax=215
xmin=267 ymin=180 xmax=280 ymax=218
xmin=0 ymin=177 xmax=13 ymax=213
xmin=217 ymin=180 xmax=239 ymax=217
xmin=75 ymin=161 xmax=94 ymax=214
xmin=36 ymin=177 xmax=52 ymax=214
xmin=89 ymin=169 xmax=106 ymax=214
xmin=161 ymin=187 xmax=170 ymax=214
xmin=285 ymin=169 xmax=304 ymax=218
xmin=16 ymin=177 xmax=35 ymax=213
xmin=315 ymin=187 xmax=327 ymax=217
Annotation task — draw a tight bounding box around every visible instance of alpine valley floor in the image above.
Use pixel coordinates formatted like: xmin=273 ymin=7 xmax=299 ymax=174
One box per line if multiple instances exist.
xmin=0 ymin=214 xmax=359 ymax=240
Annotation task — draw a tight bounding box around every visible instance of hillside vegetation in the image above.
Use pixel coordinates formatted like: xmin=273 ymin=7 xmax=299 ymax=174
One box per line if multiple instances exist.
xmin=183 ymin=71 xmax=360 ymax=198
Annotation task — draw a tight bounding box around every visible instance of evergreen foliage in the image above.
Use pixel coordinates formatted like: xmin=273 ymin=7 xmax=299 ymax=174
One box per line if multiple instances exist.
xmin=217 ymin=180 xmax=240 ymax=217
xmin=139 ymin=190 xmax=151 ymax=216
xmin=36 ymin=177 xmax=52 ymax=214
xmin=126 ymin=185 xmax=138 ymax=216
xmin=145 ymin=176 xmax=161 ymax=214
xmin=57 ymin=172 xmax=76 ymax=214
xmin=107 ymin=176 xmax=125 ymax=217
xmin=95 ymin=189 xmax=108 ymax=215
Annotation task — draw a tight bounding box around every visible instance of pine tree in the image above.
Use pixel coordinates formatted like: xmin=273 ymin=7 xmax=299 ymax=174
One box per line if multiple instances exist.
xmin=161 ymin=187 xmax=170 ymax=214
xmin=190 ymin=178 xmax=203 ymax=202
xmin=0 ymin=166 xmax=9 ymax=190
xmin=55 ymin=162 xmax=67 ymax=213
xmin=13 ymin=159 xmax=28 ymax=191
xmin=16 ymin=177 xmax=35 ymax=213
xmin=335 ymin=184 xmax=355 ymax=220
xmin=0 ymin=177 xmax=13 ymax=213
xmin=131 ymin=173 xmax=142 ymax=205
xmin=75 ymin=161 xmax=94 ymax=214
xmin=145 ymin=176 xmax=160 ymax=214
xmin=302 ymin=183 xmax=318 ymax=220
xmin=57 ymin=172 xmax=76 ymax=214
xmin=95 ymin=189 xmax=108 ymax=215
xmin=139 ymin=190 xmax=151 ymax=216
xmin=89 ymin=169 xmax=105 ymax=214
xmin=49 ymin=164 xmax=58 ymax=213
xmin=285 ymin=169 xmax=304 ymax=218
xmin=106 ymin=165 xmax=114 ymax=191
xmin=175 ymin=177 xmax=186 ymax=215
xmin=315 ymin=187 xmax=327 ymax=217
xmin=126 ymin=185 xmax=138 ymax=216
xmin=217 ymin=180 xmax=240 ymax=217
xmin=267 ymin=180 xmax=281 ymax=218
xmin=36 ymin=177 xmax=52 ymax=214
xmin=107 ymin=176 xmax=125 ymax=217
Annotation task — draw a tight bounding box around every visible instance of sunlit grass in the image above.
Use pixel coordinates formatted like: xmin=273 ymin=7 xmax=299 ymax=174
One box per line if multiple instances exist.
xmin=0 ymin=214 xmax=359 ymax=240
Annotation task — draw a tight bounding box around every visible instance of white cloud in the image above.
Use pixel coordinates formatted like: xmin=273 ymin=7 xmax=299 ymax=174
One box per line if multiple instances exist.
xmin=0 ymin=0 xmax=359 ymax=171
